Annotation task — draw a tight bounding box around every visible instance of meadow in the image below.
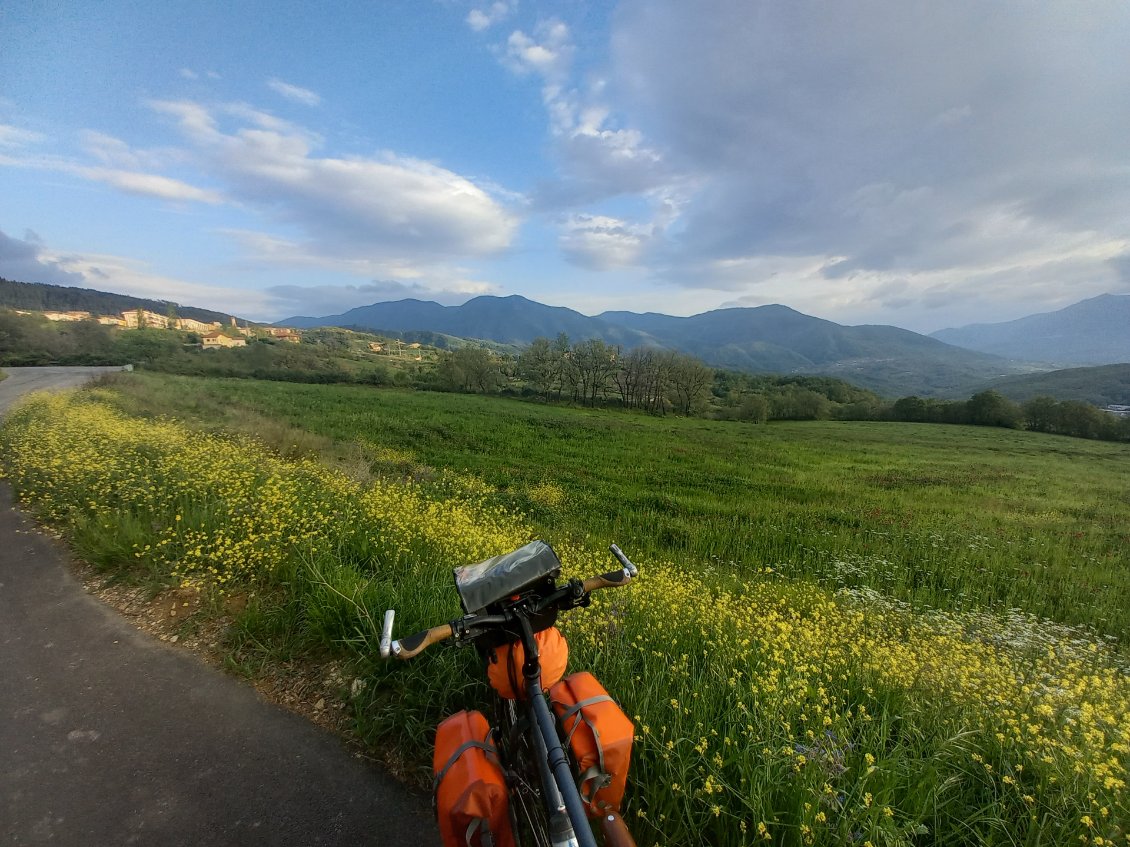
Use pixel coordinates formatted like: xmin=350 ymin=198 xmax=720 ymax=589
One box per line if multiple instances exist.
xmin=2 ymin=373 xmax=1128 ymax=847
xmin=107 ymin=374 xmax=1130 ymax=640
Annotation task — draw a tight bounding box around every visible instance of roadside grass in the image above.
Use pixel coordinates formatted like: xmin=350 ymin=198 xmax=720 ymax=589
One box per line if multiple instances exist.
xmin=2 ymin=381 xmax=1128 ymax=846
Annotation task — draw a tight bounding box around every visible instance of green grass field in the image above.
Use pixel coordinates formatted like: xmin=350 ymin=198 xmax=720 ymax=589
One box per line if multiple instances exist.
xmin=107 ymin=373 xmax=1130 ymax=641
xmin=5 ymin=373 xmax=1128 ymax=846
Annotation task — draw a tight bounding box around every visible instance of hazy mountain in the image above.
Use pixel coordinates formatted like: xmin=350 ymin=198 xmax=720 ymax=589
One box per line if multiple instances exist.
xmin=976 ymin=364 xmax=1130 ymax=406
xmin=930 ymin=294 xmax=1130 ymax=365
xmin=286 ymin=297 xmax=1025 ymax=397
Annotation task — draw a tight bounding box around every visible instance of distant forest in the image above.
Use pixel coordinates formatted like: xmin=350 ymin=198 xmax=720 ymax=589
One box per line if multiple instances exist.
xmin=0 ymin=278 xmax=238 ymax=325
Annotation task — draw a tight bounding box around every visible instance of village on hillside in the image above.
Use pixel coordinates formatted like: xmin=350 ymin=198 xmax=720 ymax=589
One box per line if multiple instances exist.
xmin=11 ymin=306 xmax=438 ymax=361
xmin=17 ymin=307 xmax=302 ymax=349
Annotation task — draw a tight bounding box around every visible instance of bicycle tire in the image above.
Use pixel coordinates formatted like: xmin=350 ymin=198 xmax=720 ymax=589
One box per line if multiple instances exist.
xmin=493 ymin=695 xmax=556 ymax=847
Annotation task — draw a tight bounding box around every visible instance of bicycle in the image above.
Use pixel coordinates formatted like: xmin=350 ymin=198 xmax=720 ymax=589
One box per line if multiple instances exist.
xmin=381 ymin=540 xmax=640 ymax=847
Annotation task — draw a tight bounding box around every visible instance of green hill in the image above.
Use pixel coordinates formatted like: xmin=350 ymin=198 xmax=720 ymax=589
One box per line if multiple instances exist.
xmin=981 ymin=363 xmax=1130 ymax=405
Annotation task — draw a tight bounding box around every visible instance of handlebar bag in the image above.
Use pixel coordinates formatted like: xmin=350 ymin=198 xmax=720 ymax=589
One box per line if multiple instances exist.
xmin=454 ymin=540 xmax=562 ymax=613
xmin=549 ymin=672 xmax=634 ymax=816
xmin=433 ymin=710 xmax=515 ymax=847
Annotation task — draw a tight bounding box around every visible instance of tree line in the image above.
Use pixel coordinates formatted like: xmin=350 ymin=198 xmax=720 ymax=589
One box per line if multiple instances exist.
xmin=886 ymin=391 xmax=1130 ymax=441
xmin=432 ymin=335 xmax=1130 ymax=443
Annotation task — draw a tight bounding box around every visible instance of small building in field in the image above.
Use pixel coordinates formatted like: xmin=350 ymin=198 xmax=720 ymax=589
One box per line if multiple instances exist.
xmin=201 ymin=331 xmax=247 ymax=349
xmin=368 ymin=342 xmax=384 ymax=352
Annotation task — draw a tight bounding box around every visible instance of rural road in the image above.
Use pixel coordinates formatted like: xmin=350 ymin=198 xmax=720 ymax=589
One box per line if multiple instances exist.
xmin=1 ymin=367 xmax=438 ymax=846
xmin=0 ymin=365 xmax=130 ymax=414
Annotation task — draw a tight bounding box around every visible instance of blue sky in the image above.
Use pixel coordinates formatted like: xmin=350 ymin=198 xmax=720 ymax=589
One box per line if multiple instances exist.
xmin=2 ymin=1 xmax=1129 ymax=332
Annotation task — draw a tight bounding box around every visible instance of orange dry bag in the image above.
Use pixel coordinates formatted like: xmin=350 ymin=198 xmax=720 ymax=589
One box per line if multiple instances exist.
xmin=549 ymin=671 xmax=634 ymax=816
xmin=487 ymin=626 xmax=569 ymax=700
xmin=432 ymin=710 xmax=515 ymax=847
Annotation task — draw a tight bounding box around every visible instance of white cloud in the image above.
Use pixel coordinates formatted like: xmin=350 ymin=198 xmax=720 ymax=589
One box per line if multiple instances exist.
xmin=75 ymin=166 xmax=224 ymax=204
xmin=559 ymin=214 xmax=651 ymax=270
xmin=495 ymin=19 xmax=670 ymax=209
xmin=78 ymin=130 xmax=188 ymax=172
xmin=0 ymin=124 xmax=45 ymax=148
xmin=503 ymin=19 xmax=572 ymax=80
xmin=179 ymin=68 xmax=220 ymax=81
xmin=149 ymin=99 xmax=518 ymax=260
xmin=0 ymin=143 xmax=223 ymax=206
xmin=467 ymin=1 xmax=515 ymax=32
xmin=266 ymin=78 xmax=322 ymax=107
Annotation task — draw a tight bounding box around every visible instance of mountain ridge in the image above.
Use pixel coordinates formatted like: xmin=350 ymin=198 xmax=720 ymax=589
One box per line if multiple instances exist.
xmin=281 ymin=294 xmax=1026 ymax=397
xmin=930 ymin=293 xmax=1130 ymax=365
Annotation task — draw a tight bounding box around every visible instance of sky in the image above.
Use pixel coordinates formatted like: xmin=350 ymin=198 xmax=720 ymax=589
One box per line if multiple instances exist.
xmin=2 ymin=0 xmax=1129 ymax=333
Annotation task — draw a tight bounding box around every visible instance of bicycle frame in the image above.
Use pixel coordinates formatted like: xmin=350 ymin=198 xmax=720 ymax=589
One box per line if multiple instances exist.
xmin=510 ymin=608 xmax=597 ymax=847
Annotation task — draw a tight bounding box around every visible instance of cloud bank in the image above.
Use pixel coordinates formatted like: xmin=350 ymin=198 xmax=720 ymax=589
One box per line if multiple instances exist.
xmin=0 ymin=229 xmax=86 ymax=287
xmin=603 ymin=0 xmax=1130 ymax=325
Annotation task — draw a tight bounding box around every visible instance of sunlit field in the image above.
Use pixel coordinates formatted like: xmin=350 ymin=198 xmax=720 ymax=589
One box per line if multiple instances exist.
xmin=2 ymin=377 xmax=1127 ymax=846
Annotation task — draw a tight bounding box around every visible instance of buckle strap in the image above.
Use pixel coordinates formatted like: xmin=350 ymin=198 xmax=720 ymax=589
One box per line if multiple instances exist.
xmin=558 ymin=694 xmax=612 ymax=724
xmin=557 ymin=694 xmax=614 ymax=800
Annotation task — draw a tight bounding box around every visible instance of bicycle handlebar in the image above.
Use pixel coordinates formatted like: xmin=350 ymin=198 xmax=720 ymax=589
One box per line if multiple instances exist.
xmin=384 ymin=544 xmax=638 ymax=661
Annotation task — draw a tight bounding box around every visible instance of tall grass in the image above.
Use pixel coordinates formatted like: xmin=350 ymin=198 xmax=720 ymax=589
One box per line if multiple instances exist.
xmin=2 ymin=384 xmax=1127 ymax=846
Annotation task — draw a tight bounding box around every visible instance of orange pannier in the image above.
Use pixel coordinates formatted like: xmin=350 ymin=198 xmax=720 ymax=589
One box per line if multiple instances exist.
xmin=433 ymin=710 xmax=515 ymax=847
xmin=549 ymin=671 xmax=634 ymax=816
xmin=487 ymin=626 xmax=569 ymax=700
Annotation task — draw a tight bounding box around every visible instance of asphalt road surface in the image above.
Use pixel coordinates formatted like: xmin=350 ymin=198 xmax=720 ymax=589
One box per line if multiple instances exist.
xmin=1 ymin=367 xmax=437 ymax=846
xmin=0 ymin=366 xmax=129 ymax=414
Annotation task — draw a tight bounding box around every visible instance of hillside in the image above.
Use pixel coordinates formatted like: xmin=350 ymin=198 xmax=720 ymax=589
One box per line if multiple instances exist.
xmin=979 ymin=363 xmax=1130 ymax=405
xmin=930 ymin=293 xmax=1130 ymax=365
xmin=0 ymin=277 xmax=244 ymax=325
xmin=601 ymin=305 xmax=1022 ymax=397
xmin=288 ymin=296 xmax=1026 ymax=397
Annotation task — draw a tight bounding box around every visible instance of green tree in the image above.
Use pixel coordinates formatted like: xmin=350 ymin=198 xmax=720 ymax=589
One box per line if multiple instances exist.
xmin=967 ymin=390 xmax=1022 ymax=428
xmin=1022 ymin=396 xmax=1060 ymax=433
xmin=517 ymin=337 xmax=560 ymax=400
xmin=666 ymin=354 xmax=714 ymax=415
xmin=570 ymin=338 xmax=618 ymax=406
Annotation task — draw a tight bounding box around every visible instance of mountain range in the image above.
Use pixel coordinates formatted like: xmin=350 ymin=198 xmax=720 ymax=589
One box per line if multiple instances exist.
xmin=930 ymin=294 xmax=1130 ymax=365
xmin=7 ymin=276 xmax=1122 ymax=401
xmin=283 ymin=295 xmax=1027 ymax=397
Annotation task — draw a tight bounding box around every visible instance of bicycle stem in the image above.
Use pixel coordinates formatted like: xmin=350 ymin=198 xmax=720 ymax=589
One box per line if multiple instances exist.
xmin=517 ymin=613 xmax=598 ymax=847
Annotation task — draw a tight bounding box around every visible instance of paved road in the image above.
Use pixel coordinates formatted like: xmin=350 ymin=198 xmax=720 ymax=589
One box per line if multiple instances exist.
xmin=1 ymin=368 xmax=438 ymax=846
xmin=0 ymin=366 xmax=129 ymax=414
